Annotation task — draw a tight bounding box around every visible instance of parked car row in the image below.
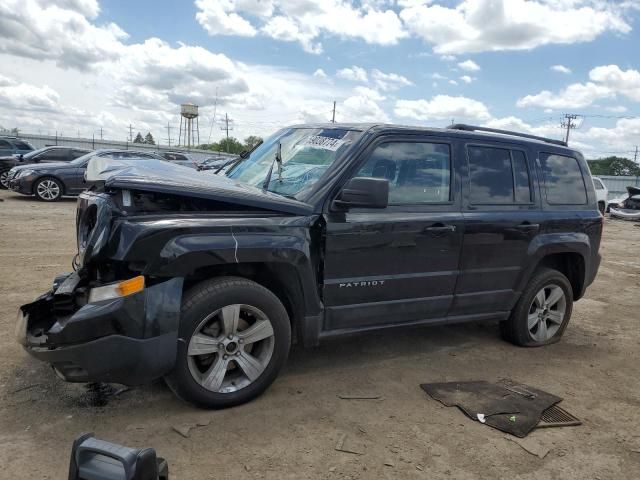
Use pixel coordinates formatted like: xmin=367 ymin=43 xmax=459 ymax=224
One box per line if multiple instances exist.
xmin=0 ymin=141 xmax=229 ymax=200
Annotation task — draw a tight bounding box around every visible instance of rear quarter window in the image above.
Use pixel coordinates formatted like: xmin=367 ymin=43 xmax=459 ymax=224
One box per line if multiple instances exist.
xmin=540 ymin=153 xmax=587 ymax=205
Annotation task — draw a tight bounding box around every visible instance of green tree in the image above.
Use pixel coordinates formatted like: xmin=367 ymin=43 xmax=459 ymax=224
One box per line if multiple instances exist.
xmin=144 ymin=132 xmax=155 ymax=145
xmin=243 ymin=135 xmax=263 ymax=151
xmin=197 ymin=143 xmax=218 ymax=151
xmin=133 ymin=132 xmax=144 ymax=143
xmin=217 ymin=137 xmax=245 ymax=154
xmin=588 ymin=156 xmax=640 ymax=176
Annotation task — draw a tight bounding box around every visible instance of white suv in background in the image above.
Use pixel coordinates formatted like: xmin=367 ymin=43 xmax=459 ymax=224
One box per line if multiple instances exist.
xmin=592 ymin=177 xmax=608 ymax=214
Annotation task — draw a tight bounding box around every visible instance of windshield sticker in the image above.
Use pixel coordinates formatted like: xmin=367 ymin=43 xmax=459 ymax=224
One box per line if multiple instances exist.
xmin=299 ymin=135 xmax=346 ymax=151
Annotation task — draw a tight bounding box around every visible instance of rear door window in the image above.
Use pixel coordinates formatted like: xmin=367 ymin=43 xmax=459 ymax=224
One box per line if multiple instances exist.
xmin=38 ymin=148 xmax=70 ymax=161
xmin=467 ymin=146 xmax=532 ymax=204
xmin=540 ymin=153 xmax=587 ymax=204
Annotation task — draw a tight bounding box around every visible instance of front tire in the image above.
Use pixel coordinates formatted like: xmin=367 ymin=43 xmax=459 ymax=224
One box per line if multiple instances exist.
xmin=165 ymin=277 xmax=291 ymax=408
xmin=500 ymin=268 xmax=573 ymax=347
xmin=0 ymin=169 xmax=9 ymax=189
xmin=34 ymin=177 xmax=63 ymax=201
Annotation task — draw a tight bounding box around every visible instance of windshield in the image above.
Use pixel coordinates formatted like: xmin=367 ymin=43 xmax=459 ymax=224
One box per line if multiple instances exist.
xmin=70 ymin=151 xmax=97 ymax=165
xmin=226 ymin=127 xmax=362 ymax=197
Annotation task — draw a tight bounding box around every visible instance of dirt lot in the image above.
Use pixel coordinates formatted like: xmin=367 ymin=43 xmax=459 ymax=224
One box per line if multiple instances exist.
xmin=0 ymin=188 xmax=638 ymax=479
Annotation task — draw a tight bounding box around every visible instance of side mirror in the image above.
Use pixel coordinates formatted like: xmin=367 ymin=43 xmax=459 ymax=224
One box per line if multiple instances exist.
xmin=333 ymin=177 xmax=389 ymax=210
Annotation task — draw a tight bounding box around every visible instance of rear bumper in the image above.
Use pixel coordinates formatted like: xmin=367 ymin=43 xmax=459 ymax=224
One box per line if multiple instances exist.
xmin=18 ymin=274 xmax=183 ymax=385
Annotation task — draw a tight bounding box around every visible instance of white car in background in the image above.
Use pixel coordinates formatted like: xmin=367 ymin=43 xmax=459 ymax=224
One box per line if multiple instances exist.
xmin=592 ymin=177 xmax=608 ymax=214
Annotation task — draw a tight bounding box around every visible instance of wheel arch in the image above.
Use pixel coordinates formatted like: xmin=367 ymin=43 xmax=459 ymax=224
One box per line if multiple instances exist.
xmin=181 ymin=262 xmax=311 ymax=345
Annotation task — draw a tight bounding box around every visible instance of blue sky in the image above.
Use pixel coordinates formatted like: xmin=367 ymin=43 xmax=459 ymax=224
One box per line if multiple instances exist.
xmin=1 ymin=0 xmax=639 ymax=157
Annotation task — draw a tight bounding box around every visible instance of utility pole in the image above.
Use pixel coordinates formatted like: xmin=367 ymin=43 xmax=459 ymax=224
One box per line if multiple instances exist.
xmin=128 ymin=124 xmax=134 ymax=143
xmin=219 ymin=113 xmax=233 ymax=152
xmin=100 ymin=127 xmax=103 ymax=140
xmin=561 ymin=114 xmax=579 ymax=144
xmin=331 ymin=101 xmax=336 ymax=123
xmin=634 ymin=145 xmax=638 ymax=163
xmin=166 ymin=122 xmax=172 ymax=147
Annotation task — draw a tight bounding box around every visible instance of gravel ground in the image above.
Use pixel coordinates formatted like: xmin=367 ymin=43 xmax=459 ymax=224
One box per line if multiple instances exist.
xmin=0 ymin=189 xmax=639 ymax=479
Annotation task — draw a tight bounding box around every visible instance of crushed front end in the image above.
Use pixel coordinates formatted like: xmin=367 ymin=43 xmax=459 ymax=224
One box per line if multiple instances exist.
xmin=17 ymin=189 xmax=183 ymax=385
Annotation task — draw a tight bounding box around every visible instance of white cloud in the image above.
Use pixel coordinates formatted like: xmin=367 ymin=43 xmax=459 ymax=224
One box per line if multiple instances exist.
xmin=517 ymin=82 xmax=612 ymax=109
xmin=0 ymin=0 xmax=127 ymax=70
xmin=605 ymin=105 xmax=627 ymax=113
xmin=449 ymin=80 xmax=458 ymax=85
xmin=458 ymin=59 xmax=480 ymax=71
xmin=353 ymin=86 xmax=386 ymax=102
xmin=0 ymin=76 xmax=61 ymax=112
xmin=336 ymin=66 xmax=369 ymax=83
xmin=460 ymin=75 xmax=473 ymax=84
xmin=551 ymin=65 xmax=572 ymax=74
xmin=400 ymin=0 xmax=632 ymax=55
xmin=313 ymin=68 xmax=327 ymax=78
xmin=371 ymin=69 xmax=413 ymax=91
xmin=340 ymin=93 xmax=390 ymax=122
xmin=431 ymin=73 xmax=447 ymax=80
xmin=196 ymin=0 xmax=407 ymax=54
xmin=261 ymin=15 xmax=321 ymax=54
xmin=589 ymin=64 xmax=640 ymax=102
xmin=572 ymin=117 xmax=640 ymax=157
xmin=394 ymin=95 xmax=491 ymax=121
xmin=194 ymin=0 xmax=258 ymax=37
xmin=517 ymin=64 xmax=640 ymax=109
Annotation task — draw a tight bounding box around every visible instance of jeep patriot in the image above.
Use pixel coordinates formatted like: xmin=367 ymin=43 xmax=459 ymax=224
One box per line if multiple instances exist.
xmin=17 ymin=123 xmax=602 ymax=408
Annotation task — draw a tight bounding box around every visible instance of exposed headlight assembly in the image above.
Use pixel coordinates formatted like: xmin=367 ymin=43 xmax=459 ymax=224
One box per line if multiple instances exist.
xmin=88 ymin=276 xmax=145 ymax=303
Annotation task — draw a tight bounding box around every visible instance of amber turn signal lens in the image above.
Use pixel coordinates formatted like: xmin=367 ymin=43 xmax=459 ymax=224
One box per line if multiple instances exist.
xmin=116 ymin=275 xmax=145 ymax=297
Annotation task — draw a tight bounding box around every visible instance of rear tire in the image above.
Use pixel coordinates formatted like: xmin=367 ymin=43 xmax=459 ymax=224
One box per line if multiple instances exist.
xmin=33 ymin=177 xmax=63 ymax=201
xmin=500 ymin=268 xmax=573 ymax=347
xmin=598 ymin=201 xmax=605 ymax=215
xmin=165 ymin=277 xmax=291 ymax=408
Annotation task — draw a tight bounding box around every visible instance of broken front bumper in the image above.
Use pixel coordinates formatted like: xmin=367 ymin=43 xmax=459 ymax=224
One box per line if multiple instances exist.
xmin=17 ymin=273 xmax=183 ymax=385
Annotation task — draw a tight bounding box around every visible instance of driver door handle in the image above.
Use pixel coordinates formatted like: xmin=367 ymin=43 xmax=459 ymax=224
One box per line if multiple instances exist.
xmin=424 ymin=224 xmax=456 ymax=233
xmin=515 ymin=223 xmax=540 ymax=231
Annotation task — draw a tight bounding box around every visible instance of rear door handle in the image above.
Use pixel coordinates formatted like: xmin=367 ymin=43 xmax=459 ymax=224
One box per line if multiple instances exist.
xmin=515 ymin=223 xmax=540 ymax=231
xmin=424 ymin=224 xmax=457 ymax=233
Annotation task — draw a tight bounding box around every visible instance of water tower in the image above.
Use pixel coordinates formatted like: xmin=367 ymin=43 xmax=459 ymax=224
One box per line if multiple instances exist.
xmin=178 ymin=103 xmax=200 ymax=148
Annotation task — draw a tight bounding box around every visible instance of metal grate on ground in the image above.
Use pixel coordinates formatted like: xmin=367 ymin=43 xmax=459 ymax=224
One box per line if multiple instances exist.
xmin=536 ymin=404 xmax=582 ymax=428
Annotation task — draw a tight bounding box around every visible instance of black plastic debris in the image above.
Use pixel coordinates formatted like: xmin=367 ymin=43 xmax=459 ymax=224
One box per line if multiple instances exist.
xmin=421 ymin=380 xmax=567 ymax=437
xmin=68 ymin=433 xmax=169 ymax=480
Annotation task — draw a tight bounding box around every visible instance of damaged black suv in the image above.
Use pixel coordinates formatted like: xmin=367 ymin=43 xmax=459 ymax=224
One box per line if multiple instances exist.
xmin=17 ymin=124 xmax=602 ymax=408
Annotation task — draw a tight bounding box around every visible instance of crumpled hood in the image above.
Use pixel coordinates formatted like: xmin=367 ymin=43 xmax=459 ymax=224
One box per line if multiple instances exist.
xmin=87 ymin=157 xmax=313 ymax=215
